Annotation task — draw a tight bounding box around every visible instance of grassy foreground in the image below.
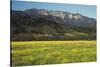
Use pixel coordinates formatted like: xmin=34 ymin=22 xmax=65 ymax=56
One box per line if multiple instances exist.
xmin=11 ymin=40 xmax=96 ymax=66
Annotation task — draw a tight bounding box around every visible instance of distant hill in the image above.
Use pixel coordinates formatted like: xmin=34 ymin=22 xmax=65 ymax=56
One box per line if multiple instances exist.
xmin=11 ymin=8 xmax=96 ymax=41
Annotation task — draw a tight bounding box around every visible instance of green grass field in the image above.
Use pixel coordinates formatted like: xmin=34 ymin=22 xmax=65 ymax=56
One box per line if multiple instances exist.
xmin=11 ymin=40 xmax=96 ymax=66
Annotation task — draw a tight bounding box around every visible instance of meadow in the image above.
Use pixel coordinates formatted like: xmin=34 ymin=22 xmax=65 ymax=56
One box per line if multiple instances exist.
xmin=11 ymin=40 xmax=96 ymax=66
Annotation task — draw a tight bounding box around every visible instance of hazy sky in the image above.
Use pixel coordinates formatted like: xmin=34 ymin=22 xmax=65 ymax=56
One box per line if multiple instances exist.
xmin=11 ymin=1 xmax=96 ymax=19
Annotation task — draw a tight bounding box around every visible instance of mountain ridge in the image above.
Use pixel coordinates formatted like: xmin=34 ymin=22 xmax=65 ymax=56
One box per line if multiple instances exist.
xmin=23 ymin=8 xmax=96 ymax=28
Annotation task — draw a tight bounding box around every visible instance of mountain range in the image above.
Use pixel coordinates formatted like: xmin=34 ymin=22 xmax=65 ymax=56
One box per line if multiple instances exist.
xmin=11 ymin=8 xmax=96 ymax=41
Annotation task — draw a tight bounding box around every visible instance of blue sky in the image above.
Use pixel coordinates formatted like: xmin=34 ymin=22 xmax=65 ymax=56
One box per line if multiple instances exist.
xmin=11 ymin=1 xmax=96 ymax=19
